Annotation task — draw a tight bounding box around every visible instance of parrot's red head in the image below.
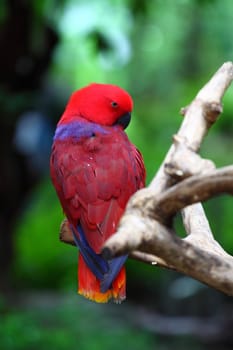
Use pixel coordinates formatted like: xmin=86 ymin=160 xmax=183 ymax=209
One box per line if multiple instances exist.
xmin=58 ymin=83 xmax=133 ymax=129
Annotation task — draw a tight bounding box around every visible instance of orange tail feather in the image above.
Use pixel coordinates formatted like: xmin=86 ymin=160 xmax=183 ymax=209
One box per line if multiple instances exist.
xmin=78 ymin=254 xmax=126 ymax=303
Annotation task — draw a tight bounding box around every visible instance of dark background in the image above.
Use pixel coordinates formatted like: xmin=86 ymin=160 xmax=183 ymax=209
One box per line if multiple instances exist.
xmin=0 ymin=0 xmax=233 ymax=349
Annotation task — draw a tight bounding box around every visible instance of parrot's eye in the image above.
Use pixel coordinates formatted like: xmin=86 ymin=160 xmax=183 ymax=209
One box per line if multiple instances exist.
xmin=111 ymin=101 xmax=118 ymax=108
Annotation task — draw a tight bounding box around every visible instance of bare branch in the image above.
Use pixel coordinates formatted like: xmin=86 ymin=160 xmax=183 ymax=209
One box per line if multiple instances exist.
xmin=119 ymin=166 xmax=233 ymax=227
xmin=59 ymin=218 xmax=172 ymax=269
xmin=102 ymin=214 xmax=233 ymax=296
xmin=59 ymin=219 xmax=75 ymax=246
xmin=103 ymin=62 xmax=233 ymax=296
xmin=149 ymin=61 xmax=233 ymax=193
xmin=164 ymin=135 xmax=216 ymax=180
xmin=182 ymin=203 xmax=231 ymax=258
xmin=154 ymin=165 xmax=233 ymax=219
xmin=129 ymin=251 xmax=173 ymax=269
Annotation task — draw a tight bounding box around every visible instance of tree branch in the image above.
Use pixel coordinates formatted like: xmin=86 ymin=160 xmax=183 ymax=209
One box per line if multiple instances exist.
xmin=102 ymin=211 xmax=233 ymax=295
xmin=150 ymin=61 xmax=233 ymax=193
xmin=59 ymin=219 xmax=172 ymax=269
xmin=103 ymin=62 xmax=233 ymax=296
xmin=154 ymin=165 xmax=233 ymax=220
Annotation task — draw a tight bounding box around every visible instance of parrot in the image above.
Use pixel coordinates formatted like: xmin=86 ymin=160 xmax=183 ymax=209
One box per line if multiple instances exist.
xmin=50 ymin=83 xmax=145 ymax=303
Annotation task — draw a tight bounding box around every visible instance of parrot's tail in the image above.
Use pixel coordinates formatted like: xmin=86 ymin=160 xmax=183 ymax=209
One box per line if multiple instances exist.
xmin=77 ymin=254 xmax=126 ymax=303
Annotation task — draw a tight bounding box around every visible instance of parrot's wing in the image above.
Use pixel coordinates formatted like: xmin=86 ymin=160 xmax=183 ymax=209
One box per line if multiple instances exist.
xmin=51 ymin=138 xmax=145 ymax=247
xmin=50 ymin=134 xmax=145 ymax=286
xmin=131 ymin=144 xmax=146 ymax=189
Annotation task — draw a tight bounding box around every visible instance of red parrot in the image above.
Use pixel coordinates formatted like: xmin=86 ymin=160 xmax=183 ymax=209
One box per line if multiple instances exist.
xmin=50 ymin=83 xmax=145 ymax=303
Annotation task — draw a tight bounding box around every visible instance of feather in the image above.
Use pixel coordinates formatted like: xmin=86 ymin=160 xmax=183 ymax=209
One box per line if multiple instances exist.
xmin=100 ymin=255 xmax=128 ymax=293
xmin=72 ymin=224 xmax=108 ymax=280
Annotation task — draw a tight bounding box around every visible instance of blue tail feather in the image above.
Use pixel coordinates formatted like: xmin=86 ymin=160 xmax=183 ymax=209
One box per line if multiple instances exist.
xmin=72 ymin=223 xmax=127 ymax=291
xmin=100 ymin=255 xmax=128 ymax=293
xmin=72 ymin=224 xmax=108 ymax=280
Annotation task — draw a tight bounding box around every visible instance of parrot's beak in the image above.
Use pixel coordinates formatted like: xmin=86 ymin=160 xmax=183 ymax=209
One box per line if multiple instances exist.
xmin=115 ymin=112 xmax=131 ymax=129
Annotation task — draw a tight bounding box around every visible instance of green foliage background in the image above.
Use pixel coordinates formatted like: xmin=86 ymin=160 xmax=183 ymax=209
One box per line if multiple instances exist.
xmin=1 ymin=0 xmax=233 ymax=349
